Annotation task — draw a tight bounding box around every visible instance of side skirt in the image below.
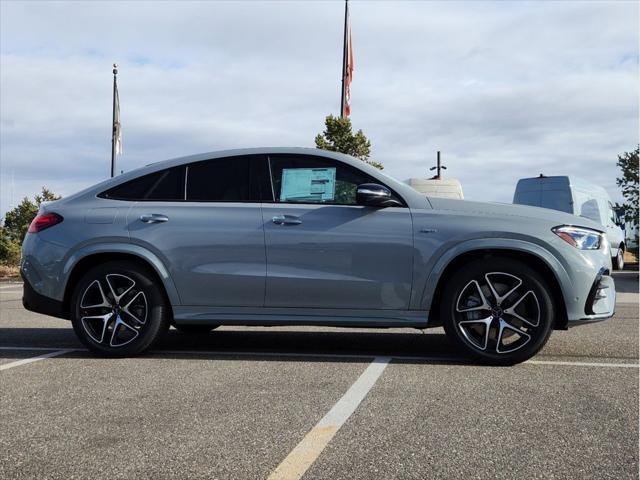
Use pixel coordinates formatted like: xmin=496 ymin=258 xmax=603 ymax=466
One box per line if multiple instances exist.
xmin=173 ymin=306 xmax=430 ymax=329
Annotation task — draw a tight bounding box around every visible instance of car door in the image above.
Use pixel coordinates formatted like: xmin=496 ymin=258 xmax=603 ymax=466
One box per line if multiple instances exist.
xmin=123 ymin=155 xmax=266 ymax=306
xmin=261 ymin=154 xmax=414 ymax=310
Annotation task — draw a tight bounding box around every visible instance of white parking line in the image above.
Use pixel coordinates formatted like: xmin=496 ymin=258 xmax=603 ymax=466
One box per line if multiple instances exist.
xmin=0 ymin=349 xmax=72 ymax=371
xmin=0 ymin=346 xmax=638 ymax=368
xmin=267 ymin=356 xmax=391 ymax=480
xmin=526 ymin=359 xmax=639 ymax=368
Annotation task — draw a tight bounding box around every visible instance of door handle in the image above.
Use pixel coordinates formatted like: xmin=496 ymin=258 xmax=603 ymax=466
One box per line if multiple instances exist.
xmin=272 ymin=214 xmax=302 ymax=226
xmin=139 ymin=214 xmax=169 ymax=224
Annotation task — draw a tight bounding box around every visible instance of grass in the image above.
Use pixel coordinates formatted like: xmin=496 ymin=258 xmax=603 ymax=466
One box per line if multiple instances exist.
xmin=0 ymin=264 xmax=20 ymax=281
xmin=624 ymin=250 xmax=638 ymax=264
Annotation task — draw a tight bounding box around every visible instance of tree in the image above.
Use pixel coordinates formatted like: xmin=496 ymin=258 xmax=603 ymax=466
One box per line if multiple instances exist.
xmin=315 ymin=115 xmax=383 ymax=170
xmin=616 ymin=146 xmax=639 ymax=223
xmin=0 ymin=226 xmax=21 ymax=266
xmin=3 ymin=187 xmax=61 ymax=245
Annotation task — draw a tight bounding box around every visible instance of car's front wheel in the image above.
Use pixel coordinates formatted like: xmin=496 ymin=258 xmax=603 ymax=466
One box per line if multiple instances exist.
xmin=441 ymin=258 xmax=555 ymax=365
xmin=71 ymin=261 xmax=170 ymax=357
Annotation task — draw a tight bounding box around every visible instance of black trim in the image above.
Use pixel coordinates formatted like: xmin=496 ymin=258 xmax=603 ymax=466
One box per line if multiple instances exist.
xmin=568 ymin=315 xmax=614 ymax=328
xmin=584 ymin=267 xmax=608 ymax=315
xmin=21 ymin=272 xmax=68 ymax=320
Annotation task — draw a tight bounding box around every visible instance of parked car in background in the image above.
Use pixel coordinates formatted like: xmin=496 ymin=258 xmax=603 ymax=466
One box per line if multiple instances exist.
xmin=21 ymin=148 xmax=615 ymax=365
xmin=513 ymin=175 xmax=626 ymax=269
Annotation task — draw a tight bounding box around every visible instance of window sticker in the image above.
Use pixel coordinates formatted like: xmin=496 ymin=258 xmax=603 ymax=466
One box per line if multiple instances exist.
xmin=280 ymin=167 xmax=336 ymax=202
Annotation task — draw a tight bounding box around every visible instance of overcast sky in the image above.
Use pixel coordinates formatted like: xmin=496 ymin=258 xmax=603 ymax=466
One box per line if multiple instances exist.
xmin=1 ymin=0 xmax=638 ymax=216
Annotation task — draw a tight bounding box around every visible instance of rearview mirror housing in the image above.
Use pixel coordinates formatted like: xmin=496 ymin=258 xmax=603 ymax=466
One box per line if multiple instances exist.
xmin=356 ymin=183 xmax=403 ymax=207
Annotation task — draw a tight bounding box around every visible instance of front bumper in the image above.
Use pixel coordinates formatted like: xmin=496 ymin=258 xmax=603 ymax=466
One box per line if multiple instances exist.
xmin=568 ymin=268 xmax=615 ymax=327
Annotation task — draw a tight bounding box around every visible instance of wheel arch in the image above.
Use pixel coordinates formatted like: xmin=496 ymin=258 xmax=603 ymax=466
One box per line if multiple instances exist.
xmin=61 ymin=246 xmax=180 ymax=318
xmin=424 ymin=243 xmax=570 ymax=330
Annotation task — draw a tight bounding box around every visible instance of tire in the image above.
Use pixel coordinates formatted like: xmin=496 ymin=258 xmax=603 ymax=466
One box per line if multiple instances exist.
xmin=71 ymin=260 xmax=170 ymax=357
xmin=612 ymin=245 xmax=625 ymax=271
xmin=441 ymin=257 xmax=555 ymax=366
xmin=173 ymin=324 xmax=219 ymax=334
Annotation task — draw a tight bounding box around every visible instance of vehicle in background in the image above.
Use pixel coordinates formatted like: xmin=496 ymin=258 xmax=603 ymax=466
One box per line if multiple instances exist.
xmin=405 ymin=177 xmax=464 ymax=199
xmin=614 ymin=205 xmax=638 ymax=250
xmin=513 ymin=175 xmax=626 ymax=269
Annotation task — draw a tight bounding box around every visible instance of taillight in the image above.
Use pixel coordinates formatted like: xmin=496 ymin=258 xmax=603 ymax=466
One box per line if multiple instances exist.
xmin=28 ymin=212 xmax=64 ymax=233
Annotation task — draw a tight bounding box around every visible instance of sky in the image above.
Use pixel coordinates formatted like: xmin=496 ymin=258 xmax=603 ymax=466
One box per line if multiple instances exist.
xmin=1 ymin=0 xmax=638 ymax=217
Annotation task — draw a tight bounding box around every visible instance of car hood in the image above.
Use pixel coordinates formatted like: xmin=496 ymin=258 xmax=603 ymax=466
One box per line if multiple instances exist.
xmin=427 ymin=197 xmax=604 ymax=232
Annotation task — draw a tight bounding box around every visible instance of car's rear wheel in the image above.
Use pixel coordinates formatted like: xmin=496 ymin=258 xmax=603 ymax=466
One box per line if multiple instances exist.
xmin=173 ymin=324 xmax=219 ymax=334
xmin=441 ymin=258 xmax=555 ymax=365
xmin=71 ymin=261 xmax=170 ymax=357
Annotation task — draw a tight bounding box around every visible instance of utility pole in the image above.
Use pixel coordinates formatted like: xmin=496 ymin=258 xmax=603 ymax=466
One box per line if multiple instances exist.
xmin=429 ymin=151 xmax=447 ymax=179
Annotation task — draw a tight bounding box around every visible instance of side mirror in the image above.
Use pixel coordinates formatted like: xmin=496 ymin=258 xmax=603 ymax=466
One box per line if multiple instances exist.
xmin=356 ymin=183 xmax=402 ymax=207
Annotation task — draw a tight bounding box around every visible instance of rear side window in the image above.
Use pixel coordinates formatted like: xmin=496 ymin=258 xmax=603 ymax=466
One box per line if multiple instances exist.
xmin=539 ymin=190 xmax=572 ymax=214
xmin=186 ymin=156 xmax=262 ymax=202
xmin=100 ymin=167 xmax=185 ymax=201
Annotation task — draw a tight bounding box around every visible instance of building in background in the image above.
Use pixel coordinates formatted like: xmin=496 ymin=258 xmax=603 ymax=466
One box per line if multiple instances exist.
xmin=405 ymin=177 xmax=464 ymax=199
xmin=404 ymin=151 xmax=464 ymax=199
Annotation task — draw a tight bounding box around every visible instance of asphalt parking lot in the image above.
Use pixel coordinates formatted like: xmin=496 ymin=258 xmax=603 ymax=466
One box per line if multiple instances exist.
xmin=1 ymin=271 xmax=638 ymax=479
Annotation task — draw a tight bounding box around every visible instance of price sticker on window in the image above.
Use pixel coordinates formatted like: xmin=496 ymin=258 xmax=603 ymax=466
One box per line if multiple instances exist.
xmin=280 ymin=168 xmax=336 ymax=202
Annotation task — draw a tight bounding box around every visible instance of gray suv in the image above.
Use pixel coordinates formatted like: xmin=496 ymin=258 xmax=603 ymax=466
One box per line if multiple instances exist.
xmin=21 ymin=148 xmax=615 ymax=365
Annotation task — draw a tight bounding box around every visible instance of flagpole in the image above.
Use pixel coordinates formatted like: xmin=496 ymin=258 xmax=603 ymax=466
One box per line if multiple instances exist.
xmin=110 ymin=63 xmax=118 ymax=178
xmin=340 ymin=0 xmax=348 ymax=118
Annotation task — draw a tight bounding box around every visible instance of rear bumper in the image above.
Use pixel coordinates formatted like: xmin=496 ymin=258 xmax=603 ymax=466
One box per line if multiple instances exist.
xmin=21 ymin=271 xmax=68 ymax=320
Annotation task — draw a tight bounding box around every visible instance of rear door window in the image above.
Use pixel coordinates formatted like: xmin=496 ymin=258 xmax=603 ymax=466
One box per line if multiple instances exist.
xmin=185 ymin=155 xmax=265 ymax=202
xmin=100 ymin=167 xmax=185 ymax=201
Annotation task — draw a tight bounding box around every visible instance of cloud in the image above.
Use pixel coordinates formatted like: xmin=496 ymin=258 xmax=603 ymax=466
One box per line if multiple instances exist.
xmin=1 ymin=0 xmax=638 ymax=216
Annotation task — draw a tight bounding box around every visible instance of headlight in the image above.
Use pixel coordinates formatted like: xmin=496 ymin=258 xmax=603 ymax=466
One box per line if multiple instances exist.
xmin=552 ymin=225 xmax=603 ymax=250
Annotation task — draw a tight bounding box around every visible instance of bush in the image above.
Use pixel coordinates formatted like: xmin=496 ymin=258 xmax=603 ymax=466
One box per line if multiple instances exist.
xmin=0 ymin=227 xmax=21 ymax=266
xmin=0 ymin=187 xmax=61 ymax=267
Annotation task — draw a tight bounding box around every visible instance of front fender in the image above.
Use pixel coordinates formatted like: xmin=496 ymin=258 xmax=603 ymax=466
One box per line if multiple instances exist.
xmin=417 ymin=238 xmax=572 ymax=313
xmin=61 ymin=243 xmax=181 ymax=306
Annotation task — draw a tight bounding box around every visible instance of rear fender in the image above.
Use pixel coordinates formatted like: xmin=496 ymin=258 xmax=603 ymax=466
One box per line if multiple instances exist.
xmin=61 ymin=243 xmax=181 ymax=305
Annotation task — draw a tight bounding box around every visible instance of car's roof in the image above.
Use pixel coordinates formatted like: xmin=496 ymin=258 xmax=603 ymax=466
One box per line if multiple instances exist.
xmin=63 ymin=147 xmax=432 ymax=209
xmin=136 ymin=147 xmax=395 ymax=183
xmin=146 ymin=147 xmax=352 ymax=168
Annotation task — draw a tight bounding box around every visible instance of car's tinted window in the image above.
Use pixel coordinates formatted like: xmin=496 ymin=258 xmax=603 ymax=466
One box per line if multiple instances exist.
xmin=100 ymin=167 xmax=185 ymax=201
xmin=267 ymin=155 xmax=399 ymax=205
xmin=186 ymin=156 xmax=262 ymax=202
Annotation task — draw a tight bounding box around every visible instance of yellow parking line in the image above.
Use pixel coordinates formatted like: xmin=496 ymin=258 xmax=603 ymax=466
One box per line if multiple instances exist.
xmin=267 ymin=356 xmax=390 ymax=480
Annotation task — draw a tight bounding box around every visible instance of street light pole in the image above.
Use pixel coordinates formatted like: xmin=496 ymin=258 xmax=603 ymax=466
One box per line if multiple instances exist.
xmin=110 ymin=63 xmax=118 ymax=178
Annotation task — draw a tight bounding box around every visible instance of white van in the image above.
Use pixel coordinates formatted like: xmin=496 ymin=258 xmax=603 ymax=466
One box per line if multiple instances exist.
xmin=513 ymin=175 xmax=626 ymax=269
